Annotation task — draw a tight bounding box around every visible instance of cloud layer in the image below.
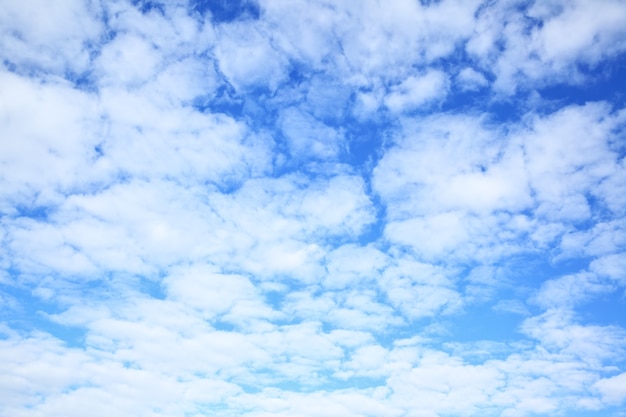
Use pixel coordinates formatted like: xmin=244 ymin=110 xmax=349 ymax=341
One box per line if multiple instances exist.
xmin=1 ymin=0 xmax=626 ymax=416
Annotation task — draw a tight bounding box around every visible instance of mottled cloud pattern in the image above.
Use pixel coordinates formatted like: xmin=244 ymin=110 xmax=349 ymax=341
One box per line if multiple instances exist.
xmin=1 ymin=1 xmax=626 ymax=416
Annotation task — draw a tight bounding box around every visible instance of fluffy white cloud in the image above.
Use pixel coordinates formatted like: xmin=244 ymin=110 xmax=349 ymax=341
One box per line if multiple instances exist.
xmin=2 ymin=1 xmax=626 ymax=416
xmin=95 ymin=33 xmax=163 ymax=87
xmin=373 ymin=113 xmax=530 ymax=216
xmin=215 ymin=22 xmax=288 ymax=92
xmin=594 ymin=372 xmax=626 ymax=405
xmin=0 ymin=71 xmax=101 ymax=210
xmin=380 ymin=258 xmax=462 ymax=319
xmin=384 ymin=70 xmax=449 ymax=113
xmin=590 ymin=253 xmax=626 ymax=284
xmin=279 ymin=107 xmax=345 ymax=160
xmin=522 ymin=102 xmax=624 ymax=222
xmin=456 ymin=67 xmax=489 ymax=91
xmin=0 ymin=0 xmax=103 ymax=74
xmin=468 ymin=0 xmax=626 ymax=92
xmin=163 ymin=264 xmax=273 ymax=321
xmin=521 ymin=309 xmax=626 ymax=364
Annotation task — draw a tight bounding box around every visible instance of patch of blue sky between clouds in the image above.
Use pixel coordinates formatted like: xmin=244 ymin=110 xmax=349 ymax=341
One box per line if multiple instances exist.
xmin=2 ymin=0 xmax=626 ymax=416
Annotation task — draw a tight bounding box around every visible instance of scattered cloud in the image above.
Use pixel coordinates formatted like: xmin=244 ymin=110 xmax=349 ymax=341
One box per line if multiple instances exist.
xmin=2 ymin=0 xmax=626 ymax=416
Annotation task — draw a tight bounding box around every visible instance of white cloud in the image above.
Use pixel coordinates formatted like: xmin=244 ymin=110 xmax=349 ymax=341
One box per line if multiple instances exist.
xmin=594 ymin=155 xmax=626 ymax=215
xmin=380 ymin=258 xmax=462 ymax=319
xmin=594 ymin=372 xmax=626 ymax=405
xmin=342 ymin=344 xmax=389 ymax=377
xmin=353 ymin=90 xmax=383 ymax=119
xmin=258 ymin=0 xmax=343 ymax=70
xmin=373 ymin=113 xmax=530 ymax=218
xmin=559 ymin=218 xmax=626 ymax=259
xmin=532 ymin=272 xmax=613 ymax=309
xmin=215 ymin=22 xmax=288 ymax=92
xmin=163 ymin=264 xmax=274 ymax=322
xmin=279 ymin=107 xmax=345 ymax=160
xmin=95 ymin=33 xmax=162 ymax=87
xmin=372 ymin=113 xmax=537 ymax=262
xmin=521 ymin=309 xmax=626 ymax=364
xmin=151 ymin=57 xmax=218 ymax=104
xmin=2 ymin=1 xmax=626 ymax=416
xmin=590 ymin=253 xmax=626 ymax=284
xmin=336 ymin=0 xmax=481 ymax=79
xmin=456 ymin=67 xmax=489 ymax=91
xmin=0 ymin=0 xmax=103 ymax=74
xmin=298 ymin=175 xmax=375 ymax=235
xmin=323 ymin=244 xmax=387 ymax=290
xmin=384 ymin=211 xmax=470 ymax=258
xmin=387 ymin=350 xmax=503 ymax=416
xmin=0 ymin=71 xmax=101 ymax=209
xmin=467 ymin=0 xmax=626 ymax=92
xmin=528 ymin=0 xmax=626 ymax=64
xmin=303 ymin=75 xmax=353 ymax=122
xmin=522 ymin=102 xmax=622 ymax=222
xmin=384 ymin=70 xmax=449 ymax=113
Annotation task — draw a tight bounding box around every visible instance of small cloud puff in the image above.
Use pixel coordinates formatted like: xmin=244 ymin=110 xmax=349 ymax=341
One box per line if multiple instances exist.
xmin=456 ymin=67 xmax=489 ymax=91
xmin=384 ymin=70 xmax=449 ymax=113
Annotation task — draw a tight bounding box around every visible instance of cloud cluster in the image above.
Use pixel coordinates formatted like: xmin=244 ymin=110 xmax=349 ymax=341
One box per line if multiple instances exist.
xmin=1 ymin=0 xmax=626 ymax=416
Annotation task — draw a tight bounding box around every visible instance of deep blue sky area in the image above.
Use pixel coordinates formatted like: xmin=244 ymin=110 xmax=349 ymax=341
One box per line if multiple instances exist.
xmin=192 ymin=0 xmax=260 ymax=22
xmin=1 ymin=1 xmax=626 ymax=416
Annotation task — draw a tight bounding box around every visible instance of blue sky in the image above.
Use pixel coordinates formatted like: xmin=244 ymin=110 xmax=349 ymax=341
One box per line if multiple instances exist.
xmin=1 ymin=0 xmax=626 ymax=416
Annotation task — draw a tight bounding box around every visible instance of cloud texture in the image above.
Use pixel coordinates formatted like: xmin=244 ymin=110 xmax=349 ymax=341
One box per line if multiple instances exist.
xmin=1 ymin=0 xmax=626 ymax=416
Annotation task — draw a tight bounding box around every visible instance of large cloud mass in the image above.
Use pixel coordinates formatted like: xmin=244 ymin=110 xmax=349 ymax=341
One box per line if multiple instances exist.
xmin=1 ymin=0 xmax=626 ymax=416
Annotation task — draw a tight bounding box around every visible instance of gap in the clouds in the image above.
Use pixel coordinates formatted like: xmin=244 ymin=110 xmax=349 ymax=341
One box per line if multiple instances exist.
xmin=0 ymin=284 xmax=86 ymax=348
xmin=355 ymin=181 xmax=387 ymax=246
xmin=140 ymin=276 xmax=167 ymax=300
xmin=236 ymin=373 xmax=386 ymax=393
xmin=64 ymin=70 xmax=99 ymax=93
xmin=431 ymin=49 xmax=527 ymax=123
xmin=441 ymin=87 xmax=491 ymax=115
xmin=263 ymin=289 xmax=284 ymax=311
xmin=509 ymin=252 xmax=589 ymax=287
xmin=351 ymin=135 xmax=390 ymax=243
xmin=192 ymin=83 xmax=246 ymax=119
xmin=338 ymin=115 xmax=389 ymax=246
xmin=357 ymin=213 xmax=386 ymax=246
xmin=344 ymin=118 xmax=388 ymax=167
xmin=445 ymin=304 xmax=526 ymax=351
xmin=585 ymin=192 xmax=621 ymax=224
xmin=564 ymin=406 xmax=626 ymax=417
xmin=580 ymin=289 xmax=626 ymax=330
xmin=2 ymin=59 xmax=18 ymax=73
xmin=208 ymin=175 xmax=246 ymax=194
xmin=14 ymin=204 xmax=52 ymax=221
xmin=550 ymin=255 xmax=596 ymax=277
xmin=418 ymin=0 xmax=442 ymax=6
xmin=212 ymin=319 xmax=236 ymax=332
xmin=444 ymin=89 xmax=531 ymax=124
xmin=35 ymin=321 xmax=87 ymax=349
xmin=442 ymin=254 xmax=605 ymax=348
xmin=131 ymin=0 xmax=166 ymax=15
xmin=439 ymin=74 xmax=528 ymax=124
xmin=287 ymin=62 xmax=309 ymax=86
xmin=537 ymin=52 xmax=626 ymax=109
xmin=94 ymin=143 xmax=104 ymax=158
xmin=315 ymin=374 xmax=387 ymax=391
xmin=190 ymin=0 xmax=260 ymax=23
xmin=2 ymin=59 xmax=58 ymax=85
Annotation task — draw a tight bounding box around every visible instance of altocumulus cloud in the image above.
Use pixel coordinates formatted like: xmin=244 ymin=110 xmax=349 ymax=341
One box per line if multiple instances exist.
xmin=1 ymin=0 xmax=626 ymax=416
